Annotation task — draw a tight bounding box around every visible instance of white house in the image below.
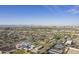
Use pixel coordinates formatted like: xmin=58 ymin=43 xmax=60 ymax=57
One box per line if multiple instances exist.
xmin=65 ymin=40 xmax=72 ymax=45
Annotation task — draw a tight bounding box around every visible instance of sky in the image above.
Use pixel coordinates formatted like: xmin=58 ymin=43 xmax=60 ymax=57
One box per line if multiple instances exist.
xmin=0 ymin=5 xmax=79 ymax=26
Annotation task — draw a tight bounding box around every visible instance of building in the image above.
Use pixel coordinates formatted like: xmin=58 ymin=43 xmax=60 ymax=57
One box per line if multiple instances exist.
xmin=48 ymin=43 xmax=64 ymax=54
xmin=67 ymin=47 xmax=79 ymax=54
xmin=54 ymin=43 xmax=64 ymax=50
xmin=16 ymin=41 xmax=34 ymax=50
xmin=48 ymin=48 xmax=63 ymax=54
xmin=65 ymin=39 xmax=73 ymax=45
xmin=64 ymin=36 xmax=73 ymax=45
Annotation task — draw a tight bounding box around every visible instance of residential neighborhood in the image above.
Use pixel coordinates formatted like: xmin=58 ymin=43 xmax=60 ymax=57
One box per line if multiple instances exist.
xmin=0 ymin=26 xmax=79 ymax=54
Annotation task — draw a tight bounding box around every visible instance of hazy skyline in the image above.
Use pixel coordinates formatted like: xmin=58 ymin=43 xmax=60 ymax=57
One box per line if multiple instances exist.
xmin=0 ymin=5 xmax=79 ymax=26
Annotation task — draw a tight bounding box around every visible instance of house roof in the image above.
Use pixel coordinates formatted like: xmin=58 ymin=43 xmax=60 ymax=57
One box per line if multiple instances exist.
xmin=48 ymin=48 xmax=63 ymax=54
xmin=54 ymin=43 xmax=64 ymax=49
xmin=67 ymin=47 xmax=79 ymax=54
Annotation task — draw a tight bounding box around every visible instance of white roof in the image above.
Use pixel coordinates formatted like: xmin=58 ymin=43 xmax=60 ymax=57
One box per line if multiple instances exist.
xmin=65 ymin=40 xmax=72 ymax=45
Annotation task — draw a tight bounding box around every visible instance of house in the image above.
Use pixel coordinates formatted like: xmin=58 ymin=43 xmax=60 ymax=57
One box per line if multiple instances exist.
xmin=65 ymin=40 xmax=72 ymax=45
xmin=48 ymin=43 xmax=64 ymax=54
xmin=65 ymin=38 xmax=73 ymax=45
xmin=16 ymin=41 xmax=34 ymax=50
xmin=54 ymin=43 xmax=64 ymax=50
xmin=48 ymin=48 xmax=63 ymax=54
xmin=64 ymin=36 xmax=73 ymax=45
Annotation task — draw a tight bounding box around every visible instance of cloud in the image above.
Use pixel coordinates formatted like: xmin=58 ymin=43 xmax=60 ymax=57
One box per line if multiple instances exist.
xmin=67 ymin=6 xmax=79 ymax=14
xmin=42 ymin=5 xmax=60 ymax=14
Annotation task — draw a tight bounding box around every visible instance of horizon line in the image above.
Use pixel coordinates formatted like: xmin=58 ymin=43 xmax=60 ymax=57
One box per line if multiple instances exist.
xmin=0 ymin=24 xmax=79 ymax=26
